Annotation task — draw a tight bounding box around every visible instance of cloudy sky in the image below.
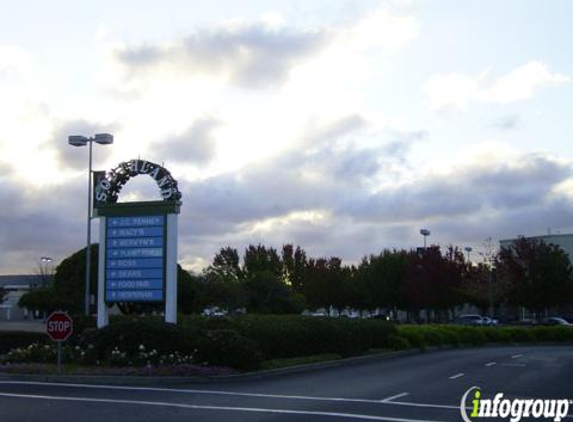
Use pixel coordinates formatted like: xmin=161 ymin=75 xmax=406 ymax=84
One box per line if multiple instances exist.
xmin=1 ymin=0 xmax=572 ymax=274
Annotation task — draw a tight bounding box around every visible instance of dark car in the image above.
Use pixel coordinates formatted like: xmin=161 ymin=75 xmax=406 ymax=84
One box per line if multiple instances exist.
xmin=451 ymin=314 xmax=485 ymax=326
xmin=537 ymin=317 xmax=571 ymax=326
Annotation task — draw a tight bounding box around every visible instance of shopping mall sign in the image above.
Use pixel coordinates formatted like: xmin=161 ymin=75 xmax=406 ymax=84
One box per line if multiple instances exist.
xmin=94 ymin=159 xmax=181 ymax=328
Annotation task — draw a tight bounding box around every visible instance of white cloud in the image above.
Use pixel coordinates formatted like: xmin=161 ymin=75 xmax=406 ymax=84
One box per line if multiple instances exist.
xmin=424 ymin=72 xmax=480 ymax=111
xmin=425 ymin=61 xmax=570 ymax=111
xmin=479 ymin=61 xmax=570 ymax=103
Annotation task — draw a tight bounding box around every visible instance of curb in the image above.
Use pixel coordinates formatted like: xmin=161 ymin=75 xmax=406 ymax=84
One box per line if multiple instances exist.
xmin=1 ymin=343 xmax=569 ymax=386
xmin=0 ymin=349 xmax=422 ymax=386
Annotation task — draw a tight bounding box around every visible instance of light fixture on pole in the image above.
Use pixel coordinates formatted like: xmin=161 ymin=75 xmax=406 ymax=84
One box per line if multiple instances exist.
xmin=38 ymin=256 xmax=53 ymax=289
xmin=68 ymin=133 xmax=113 ymax=316
xmin=465 ymin=246 xmax=473 ymax=263
xmin=420 ymin=229 xmax=430 ymax=250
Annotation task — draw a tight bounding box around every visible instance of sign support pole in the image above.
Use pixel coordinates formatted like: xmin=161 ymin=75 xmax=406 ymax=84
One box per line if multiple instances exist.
xmin=57 ymin=341 xmax=62 ymax=373
xmin=97 ymin=216 xmax=109 ymax=328
xmin=165 ymin=213 xmax=178 ymax=324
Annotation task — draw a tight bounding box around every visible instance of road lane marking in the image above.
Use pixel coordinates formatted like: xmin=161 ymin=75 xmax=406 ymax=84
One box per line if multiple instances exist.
xmin=380 ymin=392 xmax=409 ymax=402
xmin=511 ymin=354 xmax=523 ymax=359
xmin=389 ymin=401 xmax=466 ymax=410
xmin=0 ymin=381 xmax=465 ymax=411
xmin=0 ymin=381 xmax=385 ymax=405
xmin=449 ymin=373 xmax=464 ymax=380
xmin=485 ymin=362 xmax=497 ymax=367
xmin=0 ymin=392 xmax=451 ymax=422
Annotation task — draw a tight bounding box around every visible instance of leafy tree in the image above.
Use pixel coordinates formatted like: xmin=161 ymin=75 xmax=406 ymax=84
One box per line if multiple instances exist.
xmin=202 ymin=247 xmax=246 ymax=311
xmin=281 ymin=244 xmax=307 ymax=293
xmin=496 ymin=236 xmax=573 ymax=313
xmin=402 ymin=246 xmax=465 ymax=322
xmin=242 ymin=245 xmax=298 ymax=313
xmin=357 ymin=250 xmax=409 ymax=313
xmin=303 ymin=257 xmax=350 ymax=314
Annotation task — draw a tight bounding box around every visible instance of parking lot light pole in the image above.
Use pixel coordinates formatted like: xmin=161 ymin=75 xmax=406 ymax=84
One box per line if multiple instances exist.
xmin=465 ymin=246 xmax=473 ymax=264
xmin=420 ymin=229 xmax=430 ymax=251
xmin=68 ymin=133 xmax=113 ymax=316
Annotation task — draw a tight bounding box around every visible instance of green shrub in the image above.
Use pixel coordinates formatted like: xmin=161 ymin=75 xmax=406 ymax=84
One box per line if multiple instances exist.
xmin=68 ymin=314 xmax=96 ymax=343
xmin=234 ymin=315 xmax=396 ymax=359
xmin=529 ymin=326 xmax=573 ymax=342
xmin=397 ymin=326 xmax=426 ymax=350
xmin=0 ymin=331 xmax=47 ymax=354
xmin=194 ymin=329 xmax=262 ymax=370
xmin=79 ymin=321 xmax=193 ymax=360
xmin=180 ymin=315 xmax=238 ymax=332
xmin=387 ymin=333 xmax=410 ymax=350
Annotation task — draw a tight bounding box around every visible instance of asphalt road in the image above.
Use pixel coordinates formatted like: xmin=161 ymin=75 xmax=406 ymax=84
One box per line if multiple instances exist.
xmin=0 ymin=346 xmax=571 ymax=422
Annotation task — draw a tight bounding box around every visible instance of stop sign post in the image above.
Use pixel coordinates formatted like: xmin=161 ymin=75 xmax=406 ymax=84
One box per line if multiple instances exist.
xmin=46 ymin=311 xmax=73 ymax=372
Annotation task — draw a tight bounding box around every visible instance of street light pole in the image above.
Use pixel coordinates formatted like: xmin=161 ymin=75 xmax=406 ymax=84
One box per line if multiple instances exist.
xmin=69 ymin=133 xmax=113 ymax=316
xmin=420 ymin=229 xmax=430 ymax=251
xmin=465 ymin=246 xmax=472 ymax=263
xmin=86 ymin=139 xmax=93 ymax=316
xmin=39 ymin=256 xmax=53 ymax=288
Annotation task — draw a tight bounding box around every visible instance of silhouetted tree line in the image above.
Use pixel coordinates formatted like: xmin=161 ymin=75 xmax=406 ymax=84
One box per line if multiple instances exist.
xmin=18 ymin=237 xmax=573 ymax=319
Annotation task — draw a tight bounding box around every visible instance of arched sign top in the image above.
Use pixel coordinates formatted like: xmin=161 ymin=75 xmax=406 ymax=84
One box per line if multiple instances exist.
xmin=95 ymin=159 xmax=182 ymax=205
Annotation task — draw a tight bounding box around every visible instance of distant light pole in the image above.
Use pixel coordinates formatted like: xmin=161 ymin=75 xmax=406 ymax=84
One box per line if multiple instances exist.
xmin=68 ymin=133 xmax=113 ymax=316
xmin=39 ymin=256 xmax=52 ymax=288
xmin=420 ymin=229 xmax=430 ymax=250
xmin=465 ymin=246 xmax=473 ymax=263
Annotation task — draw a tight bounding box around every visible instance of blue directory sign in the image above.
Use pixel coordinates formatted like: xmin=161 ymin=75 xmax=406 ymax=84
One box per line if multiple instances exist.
xmin=105 ymin=215 xmax=165 ymax=303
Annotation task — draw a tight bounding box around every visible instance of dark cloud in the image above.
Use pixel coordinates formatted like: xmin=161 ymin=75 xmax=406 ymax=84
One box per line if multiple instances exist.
xmin=0 ymin=175 xmax=89 ymax=274
xmin=115 ymin=21 xmax=330 ymax=88
xmin=344 ymin=153 xmax=572 ymax=222
xmin=175 ymin=148 xmax=573 ymax=268
xmin=4 ymin=111 xmax=573 ymax=273
xmin=50 ymin=120 xmax=120 ymax=171
xmin=149 ymin=116 xmax=220 ymax=165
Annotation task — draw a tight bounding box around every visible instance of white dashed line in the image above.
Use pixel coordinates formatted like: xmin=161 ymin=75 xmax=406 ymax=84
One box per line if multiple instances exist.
xmin=380 ymin=392 xmax=409 ymax=402
xmin=485 ymin=362 xmax=497 ymax=367
xmin=449 ymin=373 xmax=464 ymax=380
xmin=511 ymin=354 xmax=523 ymax=359
xmin=0 ymin=392 xmax=451 ymax=422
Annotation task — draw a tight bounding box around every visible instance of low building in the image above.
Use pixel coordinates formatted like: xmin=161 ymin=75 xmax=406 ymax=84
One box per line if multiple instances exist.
xmin=500 ymin=233 xmax=573 ymax=261
xmin=0 ymin=275 xmax=38 ymax=320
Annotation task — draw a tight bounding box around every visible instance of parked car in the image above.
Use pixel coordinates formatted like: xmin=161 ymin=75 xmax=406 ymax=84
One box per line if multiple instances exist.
xmin=451 ymin=314 xmax=485 ymax=326
xmin=537 ymin=317 xmax=572 ymax=326
xmin=482 ymin=316 xmax=498 ymax=326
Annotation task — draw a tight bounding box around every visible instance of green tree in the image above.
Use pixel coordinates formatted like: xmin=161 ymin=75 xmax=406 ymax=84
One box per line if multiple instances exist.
xmin=202 ymin=247 xmax=246 ymax=311
xmin=242 ymin=245 xmax=299 ymax=314
xmin=496 ymin=236 xmax=573 ymax=313
xmin=357 ymin=250 xmax=409 ymax=314
xmin=281 ymin=244 xmax=307 ymax=293
xmin=303 ymin=257 xmax=350 ymax=314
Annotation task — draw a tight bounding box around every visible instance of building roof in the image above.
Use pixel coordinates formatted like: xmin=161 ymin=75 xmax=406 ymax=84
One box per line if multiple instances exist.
xmin=0 ymin=275 xmax=38 ymax=288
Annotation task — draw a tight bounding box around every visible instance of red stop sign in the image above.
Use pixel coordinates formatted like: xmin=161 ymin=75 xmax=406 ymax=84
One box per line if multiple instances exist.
xmin=46 ymin=312 xmax=73 ymax=341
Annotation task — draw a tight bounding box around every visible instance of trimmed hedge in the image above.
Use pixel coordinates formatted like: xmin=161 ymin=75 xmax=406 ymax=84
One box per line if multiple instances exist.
xmin=232 ymin=315 xmax=397 ymax=359
xmin=397 ymin=325 xmax=573 ymax=350
xmin=194 ymin=329 xmax=262 ymax=370
xmin=79 ymin=321 xmax=193 ymax=359
xmin=0 ymin=331 xmax=47 ymax=354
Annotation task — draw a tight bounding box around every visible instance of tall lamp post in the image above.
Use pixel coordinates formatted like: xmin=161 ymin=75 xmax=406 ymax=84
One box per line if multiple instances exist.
xmin=68 ymin=133 xmax=113 ymax=316
xmin=420 ymin=229 xmax=430 ymax=250
xmin=39 ymin=256 xmax=53 ymax=288
xmin=464 ymin=246 xmax=473 ymax=263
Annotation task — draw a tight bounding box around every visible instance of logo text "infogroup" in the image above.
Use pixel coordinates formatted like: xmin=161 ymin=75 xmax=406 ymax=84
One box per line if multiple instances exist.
xmin=460 ymin=386 xmax=571 ymax=422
